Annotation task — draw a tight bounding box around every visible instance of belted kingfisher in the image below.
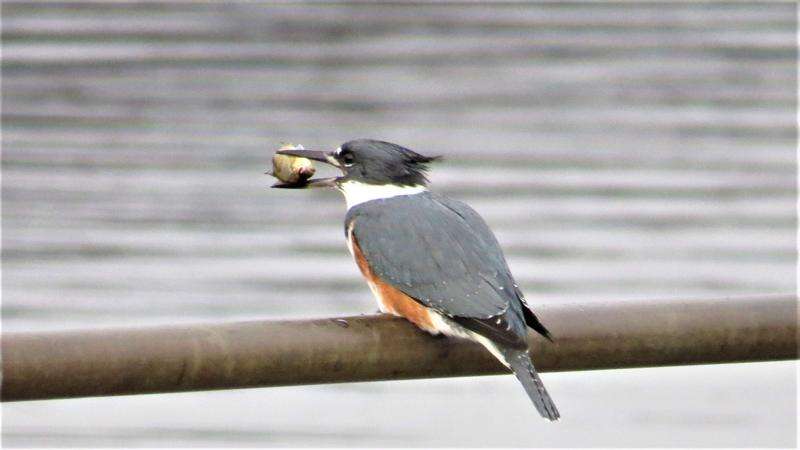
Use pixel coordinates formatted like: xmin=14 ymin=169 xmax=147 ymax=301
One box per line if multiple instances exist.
xmin=276 ymin=139 xmax=559 ymax=421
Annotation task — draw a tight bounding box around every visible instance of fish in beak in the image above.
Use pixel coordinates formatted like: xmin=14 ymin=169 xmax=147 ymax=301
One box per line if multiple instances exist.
xmin=270 ymin=148 xmax=341 ymax=189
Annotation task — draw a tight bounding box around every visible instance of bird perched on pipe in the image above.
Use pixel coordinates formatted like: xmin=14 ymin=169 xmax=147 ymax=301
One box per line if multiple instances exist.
xmin=273 ymin=139 xmax=559 ymax=421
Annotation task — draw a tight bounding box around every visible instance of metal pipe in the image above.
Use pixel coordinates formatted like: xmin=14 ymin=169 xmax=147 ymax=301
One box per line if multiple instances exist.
xmin=2 ymin=294 xmax=796 ymax=402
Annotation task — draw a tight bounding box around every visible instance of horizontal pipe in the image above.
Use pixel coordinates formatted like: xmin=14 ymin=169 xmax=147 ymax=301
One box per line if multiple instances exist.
xmin=2 ymin=294 xmax=796 ymax=402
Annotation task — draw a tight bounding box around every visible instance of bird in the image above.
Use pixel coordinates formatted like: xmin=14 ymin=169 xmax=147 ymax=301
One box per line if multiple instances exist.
xmin=274 ymin=139 xmax=559 ymax=421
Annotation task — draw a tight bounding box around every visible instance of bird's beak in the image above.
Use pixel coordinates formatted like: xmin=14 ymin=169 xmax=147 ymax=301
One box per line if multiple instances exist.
xmin=271 ymin=177 xmax=338 ymax=189
xmin=275 ymin=149 xmax=341 ymax=168
xmin=271 ymin=149 xmax=341 ymax=189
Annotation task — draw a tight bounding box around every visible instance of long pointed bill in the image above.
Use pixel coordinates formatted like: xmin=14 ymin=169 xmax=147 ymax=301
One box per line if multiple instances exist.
xmin=275 ymin=149 xmax=340 ymax=168
xmin=271 ymin=177 xmax=338 ymax=189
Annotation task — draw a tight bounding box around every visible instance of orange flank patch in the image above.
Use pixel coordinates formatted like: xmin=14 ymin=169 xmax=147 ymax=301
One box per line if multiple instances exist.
xmin=350 ymin=234 xmax=438 ymax=334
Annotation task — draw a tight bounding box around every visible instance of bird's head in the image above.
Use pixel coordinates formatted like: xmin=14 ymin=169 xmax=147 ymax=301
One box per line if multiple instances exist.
xmin=275 ymin=139 xmax=440 ymax=189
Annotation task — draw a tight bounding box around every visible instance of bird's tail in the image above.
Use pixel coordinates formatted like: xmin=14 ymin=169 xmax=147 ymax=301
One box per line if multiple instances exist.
xmin=501 ymin=348 xmax=560 ymax=421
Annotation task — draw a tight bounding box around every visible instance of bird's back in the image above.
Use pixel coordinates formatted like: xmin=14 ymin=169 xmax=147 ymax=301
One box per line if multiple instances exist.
xmin=346 ymin=191 xmax=560 ymax=420
xmin=345 ymin=191 xmax=529 ymax=347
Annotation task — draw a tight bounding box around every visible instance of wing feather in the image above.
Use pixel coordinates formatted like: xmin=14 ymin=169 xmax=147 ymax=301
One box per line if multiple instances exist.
xmin=347 ymin=192 xmax=529 ymax=346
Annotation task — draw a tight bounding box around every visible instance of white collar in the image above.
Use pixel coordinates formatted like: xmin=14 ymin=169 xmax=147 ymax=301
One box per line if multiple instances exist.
xmin=337 ymin=180 xmax=427 ymax=209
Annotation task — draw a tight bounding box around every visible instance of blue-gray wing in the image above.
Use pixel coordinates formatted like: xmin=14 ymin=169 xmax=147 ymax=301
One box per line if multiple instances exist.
xmin=346 ymin=192 xmax=530 ymax=346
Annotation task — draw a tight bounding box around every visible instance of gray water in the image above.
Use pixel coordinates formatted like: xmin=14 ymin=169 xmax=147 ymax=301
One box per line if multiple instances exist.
xmin=2 ymin=2 xmax=797 ymax=447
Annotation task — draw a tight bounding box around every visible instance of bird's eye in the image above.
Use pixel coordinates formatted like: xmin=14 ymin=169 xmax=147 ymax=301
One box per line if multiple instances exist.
xmin=341 ymin=152 xmax=355 ymax=166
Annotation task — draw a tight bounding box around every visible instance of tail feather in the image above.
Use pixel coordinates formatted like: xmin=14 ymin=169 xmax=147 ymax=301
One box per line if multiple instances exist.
xmin=502 ymin=348 xmax=560 ymax=421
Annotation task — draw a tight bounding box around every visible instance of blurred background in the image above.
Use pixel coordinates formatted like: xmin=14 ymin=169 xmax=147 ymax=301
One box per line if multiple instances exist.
xmin=2 ymin=2 xmax=796 ymax=447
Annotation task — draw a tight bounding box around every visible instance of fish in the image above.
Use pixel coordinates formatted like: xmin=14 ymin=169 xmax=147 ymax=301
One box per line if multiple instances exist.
xmin=267 ymin=143 xmax=316 ymax=186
